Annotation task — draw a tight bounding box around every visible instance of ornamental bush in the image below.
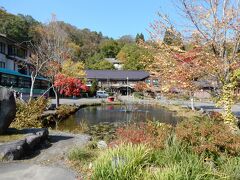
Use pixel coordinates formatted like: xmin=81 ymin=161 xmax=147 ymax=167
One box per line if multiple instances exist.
xmin=113 ymin=122 xmax=173 ymax=149
xmin=175 ymin=117 xmax=240 ymax=156
xmin=12 ymin=97 xmax=48 ymax=129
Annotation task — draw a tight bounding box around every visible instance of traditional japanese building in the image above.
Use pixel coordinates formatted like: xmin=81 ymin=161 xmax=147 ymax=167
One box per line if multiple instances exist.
xmin=85 ymin=70 xmax=160 ymax=95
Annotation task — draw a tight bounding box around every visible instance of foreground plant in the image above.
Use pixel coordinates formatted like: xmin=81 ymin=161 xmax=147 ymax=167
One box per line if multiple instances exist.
xmin=92 ymin=144 xmax=151 ymax=180
xmin=176 ymin=117 xmax=240 ymax=157
xmin=112 ymin=122 xmax=173 ymax=149
xmin=67 ymin=146 xmax=99 ymax=178
xmin=11 ymin=97 xmax=48 ymax=129
xmin=150 ymin=141 xmax=219 ymax=180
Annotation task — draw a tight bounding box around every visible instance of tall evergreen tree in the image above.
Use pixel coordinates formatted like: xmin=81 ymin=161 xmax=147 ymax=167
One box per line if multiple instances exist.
xmin=135 ymin=33 xmax=145 ymax=43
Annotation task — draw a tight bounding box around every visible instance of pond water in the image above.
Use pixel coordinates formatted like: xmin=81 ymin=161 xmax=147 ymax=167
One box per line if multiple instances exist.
xmin=57 ymin=104 xmax=180 ymax=133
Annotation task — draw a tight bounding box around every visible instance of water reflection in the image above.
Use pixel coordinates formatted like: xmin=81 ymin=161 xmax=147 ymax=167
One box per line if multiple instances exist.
xmin=58 ymin=104 xmax=180 ymax=132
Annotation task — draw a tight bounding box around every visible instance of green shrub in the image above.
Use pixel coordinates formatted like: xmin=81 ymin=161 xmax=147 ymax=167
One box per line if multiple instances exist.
xmin=92 ymin=144 xmax=151 ymax=180
xmin=56 ymin=105 xmax=77 ymax=119
xmin=88 ymin=119 xmax=240 ymax=180
xmin=133 ymin=92 xmax=144 ymax=99
xmin=108 ymin=92 xmax=114 ymax=96
xmin=11 ymin=97 xmax=48 ymax=129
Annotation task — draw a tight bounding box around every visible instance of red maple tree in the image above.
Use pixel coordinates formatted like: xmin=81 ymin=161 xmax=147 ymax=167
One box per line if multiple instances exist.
xmin=54 ymin=74 xmax=89 ymax=96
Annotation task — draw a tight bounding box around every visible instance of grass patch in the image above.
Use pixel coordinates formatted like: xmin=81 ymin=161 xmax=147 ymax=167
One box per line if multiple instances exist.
xmin=68 ymin=147 xmax=96 ymax=161
xmin=92 ymin=144 xmax=151 ymax=180
xmin=67 ymin=144 xmax=100 ymax=178
xmin=91 ymin=141 xmax=240 ymax=180
xmin=159 ymin=103 xmax=202 ymax=120
xmin=150 ymin=141 xmax=219 ymax=179
xmin=0 ymin=129 xmax=26 ymax=143
xmin=0 ymin=133 xmax=25 ymax=143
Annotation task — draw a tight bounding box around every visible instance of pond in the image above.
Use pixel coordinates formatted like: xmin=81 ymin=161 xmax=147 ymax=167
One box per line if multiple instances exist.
xmin=57 ymin=104 xmax=180 ymax=134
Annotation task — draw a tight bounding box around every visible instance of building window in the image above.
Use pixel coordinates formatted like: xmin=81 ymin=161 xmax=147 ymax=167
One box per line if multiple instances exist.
xmin=0 ymin=62 xmax=5 ymax=68
xmin=1 ymin=74 xmax=17 ymax=87
xmin=17 ymin=48 xmax=26 ymax=58
xmin=8 ymin=45 xmax=17 ymax=56
xmin=8 ymin=45 xmax=27 ymax=58
xmin=0 ymin=42 xmax=5 ymax=54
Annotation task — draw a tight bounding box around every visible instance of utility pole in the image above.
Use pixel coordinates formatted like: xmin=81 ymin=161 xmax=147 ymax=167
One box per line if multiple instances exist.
xmin=127 ymin=77 xmax=129 ymax=101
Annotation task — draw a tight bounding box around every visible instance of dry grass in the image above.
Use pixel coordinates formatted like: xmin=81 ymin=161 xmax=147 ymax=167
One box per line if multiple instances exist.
xmin=158 ymin=103 xmax=203 ymax=120
xmin=0 ymin=132 xmax=25 ymax=143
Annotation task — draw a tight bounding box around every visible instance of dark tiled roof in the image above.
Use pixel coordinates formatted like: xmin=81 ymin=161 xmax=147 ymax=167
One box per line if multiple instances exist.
xmin=85 ymin=70 xmax=149 ymax=81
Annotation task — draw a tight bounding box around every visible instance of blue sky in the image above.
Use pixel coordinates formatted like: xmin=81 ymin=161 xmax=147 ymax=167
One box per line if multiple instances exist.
xmin=1 ymin=0 xmax=180 ymax=39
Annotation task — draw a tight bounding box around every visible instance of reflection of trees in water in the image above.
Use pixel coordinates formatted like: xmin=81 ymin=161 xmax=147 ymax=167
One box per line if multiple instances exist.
xmin=60 ymin=104 xmax=179 ymax=129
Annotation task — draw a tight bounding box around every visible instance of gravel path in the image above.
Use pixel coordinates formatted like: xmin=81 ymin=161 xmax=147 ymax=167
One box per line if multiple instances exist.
xmin=0 ymin=131 xmax=91 ymax=180
xmin=0 ymin=163 xmax=76 ymax=180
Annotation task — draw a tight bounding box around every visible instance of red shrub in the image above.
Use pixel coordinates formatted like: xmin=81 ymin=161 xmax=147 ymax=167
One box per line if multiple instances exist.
xmin=112 ymin=122 xmax=173 ymax=149
xmin=176 ymin=118 xmax=240 ymax=156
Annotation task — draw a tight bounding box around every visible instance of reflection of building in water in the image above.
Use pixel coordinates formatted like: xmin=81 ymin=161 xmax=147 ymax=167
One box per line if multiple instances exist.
xmin=59 ymin=105 xmax=179 ymax=128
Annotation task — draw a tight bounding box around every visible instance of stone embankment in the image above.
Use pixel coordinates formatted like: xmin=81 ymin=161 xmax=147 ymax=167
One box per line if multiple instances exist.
xmin=0 ymin=128 xmax=48 ymax=161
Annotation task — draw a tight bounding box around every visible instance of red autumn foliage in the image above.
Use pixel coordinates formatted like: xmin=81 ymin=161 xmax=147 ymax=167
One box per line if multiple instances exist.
xmin=174 ymin=48 xmax=201 ymax=63
xmin=109 ymin=122 xmax=173 ymax=149
xmin=116 ymin=126 xmax=152 ymax=145
xmin=54 ymin=73 xmax=89 ymax=96
xmin=176 ymin=118 xmax=240 ymax=156
xmin=134 ymin=82 xmax=149 ymax=92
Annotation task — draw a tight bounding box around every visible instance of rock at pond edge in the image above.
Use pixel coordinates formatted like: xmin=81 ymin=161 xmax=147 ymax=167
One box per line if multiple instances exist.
xmin=0 ymin=87 xmax=16 ymax=134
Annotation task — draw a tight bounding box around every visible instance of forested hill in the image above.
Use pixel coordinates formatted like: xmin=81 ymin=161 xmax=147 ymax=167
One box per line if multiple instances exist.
xmin=0 ymin=7 xmax=39 ymax=42
xmin=0 ymin=7 xmax=152 ymax=70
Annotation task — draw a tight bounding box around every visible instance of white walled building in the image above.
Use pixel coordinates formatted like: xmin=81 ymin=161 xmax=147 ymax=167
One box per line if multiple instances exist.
xmin=104 ymin=58 xmax=123 ymax=70
xmin=0 ymin=34 xmax=31 ymax=75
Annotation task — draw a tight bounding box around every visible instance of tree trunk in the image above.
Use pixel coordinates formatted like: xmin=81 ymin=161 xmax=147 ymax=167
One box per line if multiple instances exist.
xmin=190 ymin=92 xmax=195 ymax=110
xmin=53 ymin=87 xmax=60 ymax=108
xmin=29 ymin=75 xmax=36 ymax=102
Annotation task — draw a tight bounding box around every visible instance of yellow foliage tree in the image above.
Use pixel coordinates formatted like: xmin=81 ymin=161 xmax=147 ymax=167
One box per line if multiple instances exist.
xmin=61 ymin=59 xmax=85 ymax=78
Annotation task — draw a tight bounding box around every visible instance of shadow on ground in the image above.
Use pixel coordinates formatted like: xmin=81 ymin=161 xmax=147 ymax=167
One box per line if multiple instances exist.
xmin=23 ymin=135 xmax=73 ymax=160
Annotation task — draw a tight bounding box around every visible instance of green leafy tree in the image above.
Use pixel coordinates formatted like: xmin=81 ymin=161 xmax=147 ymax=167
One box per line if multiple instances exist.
xmin=117 ymin=44 xmax=153 ymax=70
xmin=59 ymin=22 xmax=107 ymax=61
xmin=100 ymin=39 xmax=121 ymax=58
xmin=89 ymin=60 xmax=114 ymax=70
xmin=89 ymin=79 xmax=98 ymax=96
xmin=0 ymin=8 xmax=39 ymax=42
xmin=85 ymin=53 xmax=104 ymax=69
